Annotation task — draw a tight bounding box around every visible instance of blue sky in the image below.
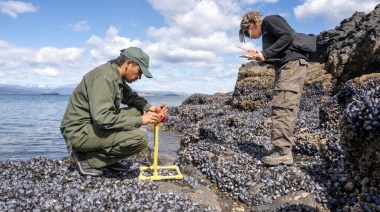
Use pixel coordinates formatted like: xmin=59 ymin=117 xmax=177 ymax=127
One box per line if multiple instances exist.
xmin=0 ymin=0 xmax=379 ymax=94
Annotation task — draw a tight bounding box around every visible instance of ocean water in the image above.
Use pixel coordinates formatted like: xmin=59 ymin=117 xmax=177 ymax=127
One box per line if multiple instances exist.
xmin=0 ymin=94 xmax=189 ymax=161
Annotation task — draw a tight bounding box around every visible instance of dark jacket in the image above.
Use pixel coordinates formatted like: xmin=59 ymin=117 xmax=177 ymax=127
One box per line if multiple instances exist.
xmin=261 ymin=15 xmax=307 ymax=67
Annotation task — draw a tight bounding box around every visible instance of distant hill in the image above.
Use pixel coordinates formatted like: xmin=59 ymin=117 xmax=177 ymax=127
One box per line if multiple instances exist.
xmin=0 ymin=84 xmax=43 ymax=95
xmin=54 ymin=84 xmax=77 ymax=95
xmin=0 ymin=84 xmax=190 ymax=96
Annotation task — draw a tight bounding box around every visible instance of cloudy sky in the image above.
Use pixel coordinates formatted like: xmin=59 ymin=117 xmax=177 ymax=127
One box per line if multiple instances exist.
xmin=0 ymin=0 xmax=378 ymax=94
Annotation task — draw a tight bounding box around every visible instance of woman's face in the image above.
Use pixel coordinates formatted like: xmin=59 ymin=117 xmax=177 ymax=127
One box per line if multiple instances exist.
xmin=247 ymin=23 xmax=261 ymax=39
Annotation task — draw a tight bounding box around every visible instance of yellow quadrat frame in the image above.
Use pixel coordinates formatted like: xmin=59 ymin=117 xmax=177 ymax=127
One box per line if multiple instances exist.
xmin=138 ymin=122 xmax=183 ymax=181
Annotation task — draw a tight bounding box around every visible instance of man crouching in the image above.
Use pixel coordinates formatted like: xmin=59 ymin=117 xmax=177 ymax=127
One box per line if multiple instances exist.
xmin=60 ymin=47 xmax=166 ymax=176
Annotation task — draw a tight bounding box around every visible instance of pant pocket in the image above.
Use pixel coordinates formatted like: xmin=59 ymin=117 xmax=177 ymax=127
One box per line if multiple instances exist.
xmin=272 ymin=83 xmax=299 ymax=110
xmin=299 ymin=58 xmax=309 ymax=67
xmin=87 ymin=127 xmax=115 ymax=153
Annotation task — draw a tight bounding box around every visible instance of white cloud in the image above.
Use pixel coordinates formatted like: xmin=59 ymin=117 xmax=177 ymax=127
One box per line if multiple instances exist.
xmin=145 ymin=1 xmax=245 ymax=69
xmin=174 ymin=1 xmax=235 ymax=36
xmin=68 ymin=21 xmax=90 ymax=32
xmin=0 ymin=39 xmax=86 ymax=86
xmin=35 ymin=47 xmax=84 ymax=67
xmin=129 ymin=0 xmax=264 ymax=93
xmin=147 ymin=0 xmax=198 ymax=23
xmin=0 ymin=41 xmax=84 ymax=69
xmin=147 ymin=42 xmax=218 ymax=64
xmin=0 ymin=0 xmax=38 ymax=18
xmin=148 ymin=0 xmax=241 ymax=38
xmin=0 ymin=39 xmax=34 ymax=68
xmin=294 ymin=0 xmax=379 ymax=28
xmin=86 ymin=26 xmax=143 ymax=64
xmin=32 ymin=67 xmax=59 ymax=77
xmin=241 ymin=0 xmax=278 ymax=5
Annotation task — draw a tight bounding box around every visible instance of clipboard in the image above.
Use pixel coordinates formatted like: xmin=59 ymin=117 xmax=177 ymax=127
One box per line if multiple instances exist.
xmin=239 ymin=55 xmax=254 ymax=59
xmin=239 ymin=55 xmax=280 ymax=62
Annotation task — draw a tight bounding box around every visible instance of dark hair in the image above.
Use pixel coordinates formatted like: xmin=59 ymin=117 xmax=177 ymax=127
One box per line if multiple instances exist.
xmin=239 ymin=26 xmax=250 ymax=43
xmin=108 ymin=49 xmax=137 ymax=66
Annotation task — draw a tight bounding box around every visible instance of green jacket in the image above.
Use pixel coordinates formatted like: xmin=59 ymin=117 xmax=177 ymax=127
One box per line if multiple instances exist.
xmin=60 ymin=62 xmax=152 ymax=142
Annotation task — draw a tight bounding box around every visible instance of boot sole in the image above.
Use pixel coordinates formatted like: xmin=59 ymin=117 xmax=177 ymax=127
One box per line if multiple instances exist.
xmin=107 ymin=167 xmax=129 ymax=171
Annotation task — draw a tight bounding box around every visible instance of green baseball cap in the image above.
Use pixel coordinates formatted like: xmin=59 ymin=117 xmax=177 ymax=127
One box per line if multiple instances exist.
xmin=121 ymin=47 xmax=152 ymax=78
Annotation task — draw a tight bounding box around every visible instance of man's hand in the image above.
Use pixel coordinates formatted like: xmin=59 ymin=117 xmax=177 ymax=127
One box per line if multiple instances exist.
xmin=144 ymin=103 xmax=168 ymax=124
xmin=142 ymin=111 xmax=160 ymax=125
xmin=154 ymin=103 xmax=168 ymax=117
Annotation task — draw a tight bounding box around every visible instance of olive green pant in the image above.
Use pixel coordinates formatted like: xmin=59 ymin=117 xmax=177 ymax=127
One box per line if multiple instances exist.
xmin=271 ymin=59 xmax=308 ymax=154
xmin=69 ymin=107 xmax=148 ymax=169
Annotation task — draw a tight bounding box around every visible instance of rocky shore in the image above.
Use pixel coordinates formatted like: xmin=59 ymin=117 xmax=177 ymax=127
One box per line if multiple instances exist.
xmin=1 ymin=4 xmax=380 ymax=212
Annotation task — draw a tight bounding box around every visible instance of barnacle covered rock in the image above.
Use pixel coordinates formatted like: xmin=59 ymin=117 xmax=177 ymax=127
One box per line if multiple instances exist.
xmin=231 ymin=62 xmax=274 ymax=111
xmin=339 ymin=74 xmax=380 ymax=180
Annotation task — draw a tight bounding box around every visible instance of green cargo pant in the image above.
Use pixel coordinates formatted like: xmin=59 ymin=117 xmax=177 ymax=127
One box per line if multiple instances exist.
xmin=69 ymin=107 xmax=148 ymax=169
xmin=271 ymin=59 xmax=308 ymax=154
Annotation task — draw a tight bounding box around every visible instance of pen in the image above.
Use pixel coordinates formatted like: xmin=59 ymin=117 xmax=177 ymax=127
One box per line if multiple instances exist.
xmin=235 ymin=46 xmax=249 ymax=51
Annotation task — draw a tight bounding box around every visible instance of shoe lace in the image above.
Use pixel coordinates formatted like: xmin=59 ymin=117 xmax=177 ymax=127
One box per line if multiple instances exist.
xmin=271 ymin=152 xmax=282 ymax=157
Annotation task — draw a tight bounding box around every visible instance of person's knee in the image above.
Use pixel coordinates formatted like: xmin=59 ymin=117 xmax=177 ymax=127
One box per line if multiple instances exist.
xmin=128 ymin=131 xmax=148 ymax=153
xmin=138 ymin=132 xmax=148 ymax=150
xmin=115 ymin=131 xmax=148 ymax=157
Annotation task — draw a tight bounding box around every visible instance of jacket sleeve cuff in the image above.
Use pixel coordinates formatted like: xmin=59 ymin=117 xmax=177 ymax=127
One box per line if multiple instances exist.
xmin=134 ymin=117 xmax=143 ymax=128
xmin=261 ymin=51 xmax=269 ymax=59
xmin=123 ymin=116 xmax=143 ymax=130
xmin=143 ymin=103 xmax=153 ymax=112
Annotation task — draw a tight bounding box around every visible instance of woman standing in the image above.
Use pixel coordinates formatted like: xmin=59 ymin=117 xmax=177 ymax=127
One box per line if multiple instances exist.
xmin=239 ymin=12 xmax=309 ymax=165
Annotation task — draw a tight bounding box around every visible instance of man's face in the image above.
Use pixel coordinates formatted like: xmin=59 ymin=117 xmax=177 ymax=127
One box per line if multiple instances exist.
xmin=247 ymin=24 xmax=261 ymax=39
xmin=123 ymin=61 xmax=143 ymax=83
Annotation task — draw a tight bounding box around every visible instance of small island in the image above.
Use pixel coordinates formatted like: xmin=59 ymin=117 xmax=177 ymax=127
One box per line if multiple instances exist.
xmin=41 ymin=91 xmax=60 ymax=95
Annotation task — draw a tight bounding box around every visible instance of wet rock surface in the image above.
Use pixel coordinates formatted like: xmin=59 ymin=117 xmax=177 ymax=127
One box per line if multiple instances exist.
xmin=0 ymin=156 xmax=222 ymax=211
xmin=163 ymin=67 xmax=380 ymax=211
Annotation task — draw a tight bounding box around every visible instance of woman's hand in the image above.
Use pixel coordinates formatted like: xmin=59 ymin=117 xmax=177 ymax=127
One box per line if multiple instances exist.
xmin=254 ymin=51 xmax=265 ymax=62
xmin=247 ymin=49 xmax=258 ymax=56
xmin=247 ymin=51 xmax=265 ymax=62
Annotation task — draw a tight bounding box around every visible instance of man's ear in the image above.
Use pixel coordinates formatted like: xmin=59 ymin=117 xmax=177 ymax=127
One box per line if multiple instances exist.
xmin=123 ymin=60 xmax=133 ymax=70
xmin=124 ymin=60 xmax=133 ymax=66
